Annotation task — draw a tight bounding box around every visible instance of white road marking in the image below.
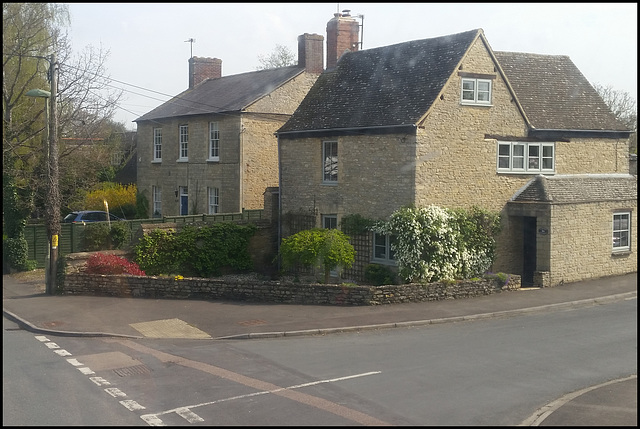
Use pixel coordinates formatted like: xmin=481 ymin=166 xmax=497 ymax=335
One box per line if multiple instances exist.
xmin=141 ymin=415 xmax=165 ymax=426
xmin=89 ymin=376 xmax=111 ymax=386
xmin=35 ymin=335 xmax=150 ymax=417
xmin=105 ymin=387 xmax=127 ymax=398
xmin=176 ymin=408 xmax=204 ymax=423
xmin=140 ymin=371 xmax=381 ymax=425
xmin=120 ymin=400 xmax=146 ymax=411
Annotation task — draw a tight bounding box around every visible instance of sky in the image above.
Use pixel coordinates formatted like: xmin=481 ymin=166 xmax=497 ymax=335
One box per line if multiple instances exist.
xmin=65 ymin=2 xmax=638 ymax=131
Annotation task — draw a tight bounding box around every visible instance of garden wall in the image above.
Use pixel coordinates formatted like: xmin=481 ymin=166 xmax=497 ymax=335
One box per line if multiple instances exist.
xmin=61 ymin=272 xmax=521 ymax=306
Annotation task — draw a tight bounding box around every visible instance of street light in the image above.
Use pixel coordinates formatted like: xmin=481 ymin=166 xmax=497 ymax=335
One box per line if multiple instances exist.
xmin=26 ymin=88 xmax=51 ymax=164
xmin=25 ymin=52 xmax=59 ymax=296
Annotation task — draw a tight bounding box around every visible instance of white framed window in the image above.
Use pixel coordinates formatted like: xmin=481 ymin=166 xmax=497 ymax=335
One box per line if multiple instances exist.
xmin=208 ymin=187 xmax=219 ymax=214
xmin=179 ymin=125 xmax=188 ymax=161
xmin=497 ymin=141 xmax=555 ymax=173
xmin=612 ymin=212 xmax=631 ymax=251
xmin=208 ymin=122 xmax=219 ymax=161
xmin=153 ymin=128 xmax=162 ymax=161
xmin=372 ymin=232 xmax=396 ymax=265
xmin=322 ymin=214 xmax=337 ymax=229
xmin=152 ymin=186 xmax=162 ymax=217
xmin=461 ymin=78 xmax=492 ymax=105
xmin=323 ymin=141 xmax=338 ymax=183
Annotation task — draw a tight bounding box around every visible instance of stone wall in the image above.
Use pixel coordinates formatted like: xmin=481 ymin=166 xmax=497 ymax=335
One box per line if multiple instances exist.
xmin=61 ymin=272 xmax=521 ymax=306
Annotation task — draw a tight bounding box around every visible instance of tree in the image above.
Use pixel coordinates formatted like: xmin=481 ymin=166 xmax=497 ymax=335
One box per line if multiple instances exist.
xmin=593 ymin=83 xmax=637 ymax=154
xmin=279 ymin=228 xmax=355 ymax=283
xmin=3 ymin=2 xmax=125 ymax=220
xmin=256 ymin=44 xmax=296 ymax=70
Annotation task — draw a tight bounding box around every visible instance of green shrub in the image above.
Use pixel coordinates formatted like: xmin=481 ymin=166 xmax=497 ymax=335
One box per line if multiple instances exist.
xmin=177 ymin=223 xmax=257 ymax=277
xmin=133 ymin=229 xmax=179 ymax=275
xmin=83 ymin=223 xmax=111 ymax=251
xmin=3 ymin=235 xmax=30 ymax=271
xmin=109 ymin=221 xmax=131 ymax=249
xmin=279 ymin=228 xmax=355 ymax=283
xmin=135 ymin=191 xmax=149 ymax=219
xmin=364 ymin=264 xmax=399 ymax=286
xmin=133 ymin=223 xmax=257 ymax=277
xmin=340 ymin=214 xmax=375 ymax=235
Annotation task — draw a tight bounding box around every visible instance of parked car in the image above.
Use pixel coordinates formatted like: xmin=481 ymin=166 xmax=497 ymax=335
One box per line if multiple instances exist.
xmin=62 ymin=211 xmax=124 ymax=223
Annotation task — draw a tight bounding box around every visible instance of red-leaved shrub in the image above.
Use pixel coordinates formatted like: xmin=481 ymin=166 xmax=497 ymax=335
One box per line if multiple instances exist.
xmin=85 ymin=253 xmax=146 ymax=276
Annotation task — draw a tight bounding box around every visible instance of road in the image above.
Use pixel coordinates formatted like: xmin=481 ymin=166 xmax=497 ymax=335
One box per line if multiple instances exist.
xmin=3 ymin=316 xmax=145 ymax=426
xmin=3 ymin=297 xmax=636 ymax=425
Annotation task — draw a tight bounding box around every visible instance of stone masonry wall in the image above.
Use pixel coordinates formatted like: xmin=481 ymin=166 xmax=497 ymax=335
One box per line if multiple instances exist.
xmin=61 ymin=273 xmax=521 ymax=306
xmin=136 ymin=114 xmax=243 ymax=215
xmin=548 ymin=200 xmax=637 ymax=285
xmin=137 ymin=71 xmax=320 ymax=216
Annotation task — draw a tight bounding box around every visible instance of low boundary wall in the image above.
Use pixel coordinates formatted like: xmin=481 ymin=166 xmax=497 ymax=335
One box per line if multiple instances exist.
xmin=62 ymin=273 xmax=521 ymax=306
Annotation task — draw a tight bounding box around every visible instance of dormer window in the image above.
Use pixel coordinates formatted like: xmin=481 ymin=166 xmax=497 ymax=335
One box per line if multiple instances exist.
xmin=461 ymin=78 xmax=492 ymax=105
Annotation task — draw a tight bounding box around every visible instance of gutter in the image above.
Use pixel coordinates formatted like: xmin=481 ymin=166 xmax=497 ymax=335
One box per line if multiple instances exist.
xmin=277 ymin=123 xmax=417 ymax=138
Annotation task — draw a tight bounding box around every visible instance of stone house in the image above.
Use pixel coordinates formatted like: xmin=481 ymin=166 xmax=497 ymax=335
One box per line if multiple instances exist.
xmin=134 ymin=26 xmax=342 ymax=216
xmin=276 ymin=28 xmax=636 ymax=286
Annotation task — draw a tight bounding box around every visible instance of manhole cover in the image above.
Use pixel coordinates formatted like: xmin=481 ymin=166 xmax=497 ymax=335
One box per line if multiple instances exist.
xmin=114 ymin=364 xmax=152 ymax=377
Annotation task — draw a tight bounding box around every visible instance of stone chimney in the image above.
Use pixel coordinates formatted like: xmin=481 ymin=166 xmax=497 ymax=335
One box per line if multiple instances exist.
xmin=189 ymin=57 xmax=222 ymax=88
xmin=297 ymin=33 xmax=324 ymax=74
xmin=326 ymin=11 xmax=360 ymax=69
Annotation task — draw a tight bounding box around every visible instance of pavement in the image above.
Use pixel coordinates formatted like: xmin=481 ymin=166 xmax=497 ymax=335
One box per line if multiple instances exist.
xmin=3 ymin=271 xmax=637 ymax=426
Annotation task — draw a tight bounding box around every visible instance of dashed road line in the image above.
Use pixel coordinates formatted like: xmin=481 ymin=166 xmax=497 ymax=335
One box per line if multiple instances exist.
xmin=33 ymin=335 xmax=149 ymax=421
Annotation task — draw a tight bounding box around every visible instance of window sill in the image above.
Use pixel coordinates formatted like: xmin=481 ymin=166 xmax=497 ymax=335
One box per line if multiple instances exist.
xmin=151 ymin=160 xmax=162 ymax=164
xmin=611 ymin=249 xmax=632 ymax=257
xmin=177 ymin=159 xmax=189 ymax=163
xmin=371 ymin=259 xmax=397 ymax=266
xmin=207 ymin=158 xmax=220 ymax=163
xmin=496 ymin=170 xmax=556 ymax=175
xmin=321 ymin=181 xmax=338 ymax=186
xmin=460 ymin=102 xmax=493 ymax=107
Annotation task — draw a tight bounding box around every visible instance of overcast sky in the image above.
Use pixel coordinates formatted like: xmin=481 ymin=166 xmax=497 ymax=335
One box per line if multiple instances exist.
xmin=65 ymin=2 xmax=638 ymax=130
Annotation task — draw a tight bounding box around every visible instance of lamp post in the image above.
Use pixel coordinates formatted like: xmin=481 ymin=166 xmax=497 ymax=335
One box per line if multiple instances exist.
xmin=25 ymin=52 xmax=59 ymax=295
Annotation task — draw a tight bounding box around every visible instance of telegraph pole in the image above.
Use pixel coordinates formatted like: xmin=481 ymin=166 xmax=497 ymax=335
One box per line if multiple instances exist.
xmin=47 ymin=52 xmax=60 ymax=295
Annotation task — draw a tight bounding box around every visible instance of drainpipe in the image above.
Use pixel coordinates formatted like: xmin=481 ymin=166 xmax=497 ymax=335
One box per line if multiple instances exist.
xmin=239 ymin=117 xmax=245 ymax=213
xmin=277 ymin=132 xmax=282 ymax=273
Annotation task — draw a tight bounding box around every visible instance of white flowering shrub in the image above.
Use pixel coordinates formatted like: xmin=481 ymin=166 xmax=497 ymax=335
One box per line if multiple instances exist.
xmin=374 ymin=205 xmax=500 ymax=283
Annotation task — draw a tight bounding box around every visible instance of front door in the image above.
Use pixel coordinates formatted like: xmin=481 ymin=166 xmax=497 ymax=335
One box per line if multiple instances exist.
xmin=522 ymin=216 xmax=537 ymax=286
xmin=179 ymin=186 xmax=188 ymax=215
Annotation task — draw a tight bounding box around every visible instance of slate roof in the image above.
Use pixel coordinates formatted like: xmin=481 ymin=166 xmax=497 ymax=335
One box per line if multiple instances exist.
xmin=135 ymin=66 xmax=305 ymax=122
xmin=494 ymin=52 xmax=628 ymax=132
xmin=277 ymin=29 xmax=481 ymax=134
xmin=510 ymin=174 xmax=637 ymax=203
